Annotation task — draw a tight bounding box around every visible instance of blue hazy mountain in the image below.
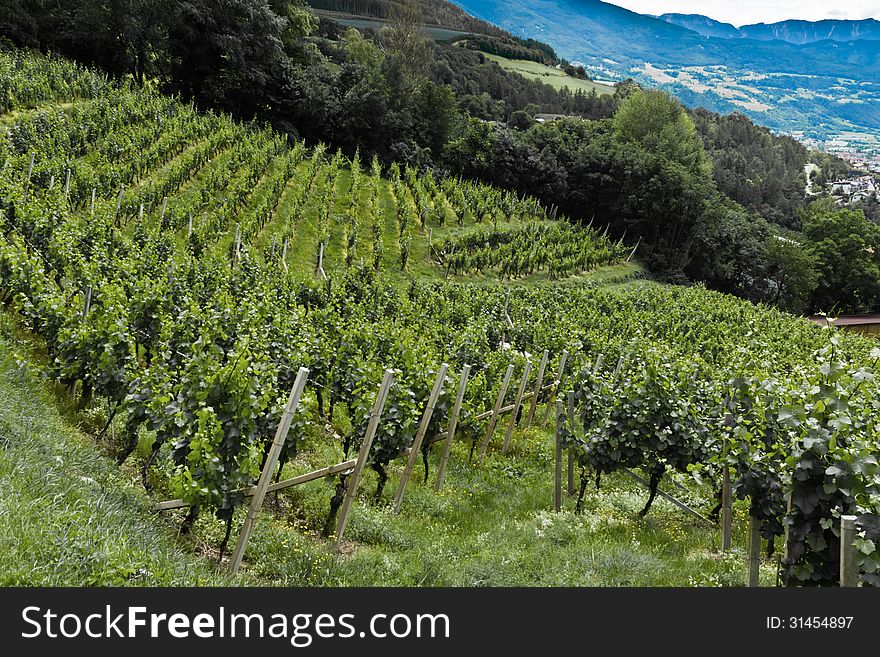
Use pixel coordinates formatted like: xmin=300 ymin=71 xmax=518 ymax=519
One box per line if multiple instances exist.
xmin=449 ymin=1 xmax=880 ymax=138
xmin=657 ymin=13 xmax=740 ymax=39
xmin=660 ymin=14 xmax=880 ymax=44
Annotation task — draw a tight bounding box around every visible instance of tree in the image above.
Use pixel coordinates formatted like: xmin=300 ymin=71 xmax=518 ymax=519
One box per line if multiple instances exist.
xmin=613 ymin=89 xmax=712 ymax=180
xmin=443 ymin=118 xmax=497 ymax=179
xmin=801 ymin=198 xmax=880 ymax=313
xmin=508 ymin=109 xmax=535 ymax=131
xmin=765 ymin=233 xmax=819 ymax=313
xmin=377 ymin=2 xmax=432 ymax=109
xmin=168 ymin=0 xmax=289 ymax=116
xmin=412 ymin=82 xmax=459 ymax=157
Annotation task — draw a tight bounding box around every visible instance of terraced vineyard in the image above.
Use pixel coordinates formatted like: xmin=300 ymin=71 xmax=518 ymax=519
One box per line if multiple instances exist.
xmin=2 ymin=50 xmax=879 ymax=587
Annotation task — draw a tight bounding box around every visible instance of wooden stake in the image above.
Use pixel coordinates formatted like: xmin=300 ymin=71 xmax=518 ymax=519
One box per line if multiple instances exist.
xmin=336 ymin=370 xmax=394 ymax=542
xmin=502 ymin=360 xmax=531 ymax=454
xmin=623 ymin=469 xmax=716 ymax=527
xmin=25 ymin=152 xmax=34 ymax=189
xmin=187 ymin=214 xmax=193 ymax=238
xmin=64 ymin=168 xmax=71 ymax=197
xmin=567 ymin=391 xmax=575 ymax=495
xmin=82 ymin=285 xmax=92 ymax=318
xmin=526 ymin=349 xmax=549 ymax=427
xmin=748 ymin=515 xmax=761 ymax=587
xmin=542 ymin=350 xmax=569 ymax=426
xmin=228 ymin=367 xmax=310 ymax=574
xmin=91 ymin=188 xmax=96 ymax=216
xmin=317 ymin=241 xmax=327 ymax=279
xmin=840 ymin=515 xmax=858 ymax=587
xmin=392 ymin=364 xmax=448 ymax=512
xmin=160 ymin=196 xmax=168 ymax=222
xmin=722 ymin=467 xmax=732 ymax=552
xmin=70 ymin=285 xmax=92 ymax=401
xmin=435 ymin=364 xmax=470 ymax=491
xmin=477 ymin=364 xmax=515 ymax=465
xmin=783 ymin=491 xmax=792 ymax=561
xmin=555 ymin=400 xmax=564 ymax=512
xmin=115 ymin=186 xmax=124 ymax=216
xmin=155 ymin=458 xmax=356 ymax=511
xmin=281 ymin=237 xmax=289 ymax=271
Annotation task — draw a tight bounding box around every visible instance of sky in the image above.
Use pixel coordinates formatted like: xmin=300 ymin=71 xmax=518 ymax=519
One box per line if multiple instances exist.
xmin=605 ymin=1 xmax=880 ymax=26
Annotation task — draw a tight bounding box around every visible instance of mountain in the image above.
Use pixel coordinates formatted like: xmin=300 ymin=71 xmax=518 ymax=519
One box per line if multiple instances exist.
xmin=741 ymin=19 xmax=880 ymax=44
xmin=658 ymin=13 xmax=739 ymax=39
xmin=450 ymin=1 xmax=880 ymax=140
xmin=659 ymin=14 xmax=880 ymax=45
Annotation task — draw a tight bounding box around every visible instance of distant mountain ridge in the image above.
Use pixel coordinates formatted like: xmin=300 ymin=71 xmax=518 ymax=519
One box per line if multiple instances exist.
xmin=659 ymin=14 xmax=880 ymax=45
xmin=656 ymin=14 xmax=740 ymax=39
xmin=449 ymin=0 xmax=880 ymax=140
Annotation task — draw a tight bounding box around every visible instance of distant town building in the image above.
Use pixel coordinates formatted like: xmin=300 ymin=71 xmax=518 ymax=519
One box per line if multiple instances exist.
xmin=534 ymin=113 xmax=570 ymax=123
xmin=829 ymin=175 xmax=876 ymax=204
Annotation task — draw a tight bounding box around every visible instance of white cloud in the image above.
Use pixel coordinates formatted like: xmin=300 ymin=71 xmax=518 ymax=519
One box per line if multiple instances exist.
xmin=605 ymin=1 xmax=880 ymax=26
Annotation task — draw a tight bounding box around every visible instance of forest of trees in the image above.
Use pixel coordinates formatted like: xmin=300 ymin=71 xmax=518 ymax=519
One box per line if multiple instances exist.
xmin=2 ymin=0 xmax=878 ymax=314
xmin=306 ymin=0 xmax=509 ymax=35
xmin=452 ymin=34 xmax=559 ymax=65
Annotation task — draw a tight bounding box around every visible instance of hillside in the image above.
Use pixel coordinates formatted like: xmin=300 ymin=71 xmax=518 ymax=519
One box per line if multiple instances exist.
xmin=450 ymin=0 xmax=880 ymax=140
xmin=481 ymin=52 xmax=613 ymax=95
xmin=2 ymin=50 xmax=880 ymax=588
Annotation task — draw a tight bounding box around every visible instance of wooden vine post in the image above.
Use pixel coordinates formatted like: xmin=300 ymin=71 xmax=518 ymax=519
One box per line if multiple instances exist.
xmin=840 ymin=515 xmax=858 ymax=587
xmin=748 ymin=515 xmax=761 ymax=587
xmin=554 ymin=400 xmax=564 ymax=512
xmin=24 ymin=152 xmax=35 ymax=197
xmin=70 ymin=285 xmax=92 ymax=400
xmin=566 ymin=391 xmax=575 ymax=495
xmin=542 ymin=350 xmax=569 ymax=426
xmin=526 ymin=350 xmax=549 ymax=427
xmin=317 ymin=242 xmax=327 ymax=280
xmin=477 ymin=364 xmax=515 ymax=466
xmin=335 ymin=369 xmax=394 ymax=543
xmin=228 ymin=367 xmax=310 ymax=575
xmin=502 ymin=360 xmax=532 ymax=454
xmin=435 ymin=364 xmax=470 ymax=492
xmin=115 ymin=186 xmax=124 ymax=218
xmin=393 ymin=363 xmax=449 ymax=512
xmin=721 ymin=467 xmax=732 ymax=552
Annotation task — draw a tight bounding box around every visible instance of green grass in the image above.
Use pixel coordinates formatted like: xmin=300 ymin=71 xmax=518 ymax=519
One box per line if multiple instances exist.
xmin=0 ymin=313 xmax=234 ymax=585
xmin=482 ymin=53 xmax=615 ymax=96
xmin=0 ymin=304 xmax=776 ymax=586
xmin=177 ymin=424 xmax=776 ymax=586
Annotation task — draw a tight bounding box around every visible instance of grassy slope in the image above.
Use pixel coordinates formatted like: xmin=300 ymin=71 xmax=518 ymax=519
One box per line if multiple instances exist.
xmin=0 ymin=314 xmax=237 ymax=585
xmin=195 ymin=415 xmax=773 ymax=586
xmin=0 ymin=288 xmax=774 ymax=586
xmin=482 ymin=52 xmax=615 ymax=96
